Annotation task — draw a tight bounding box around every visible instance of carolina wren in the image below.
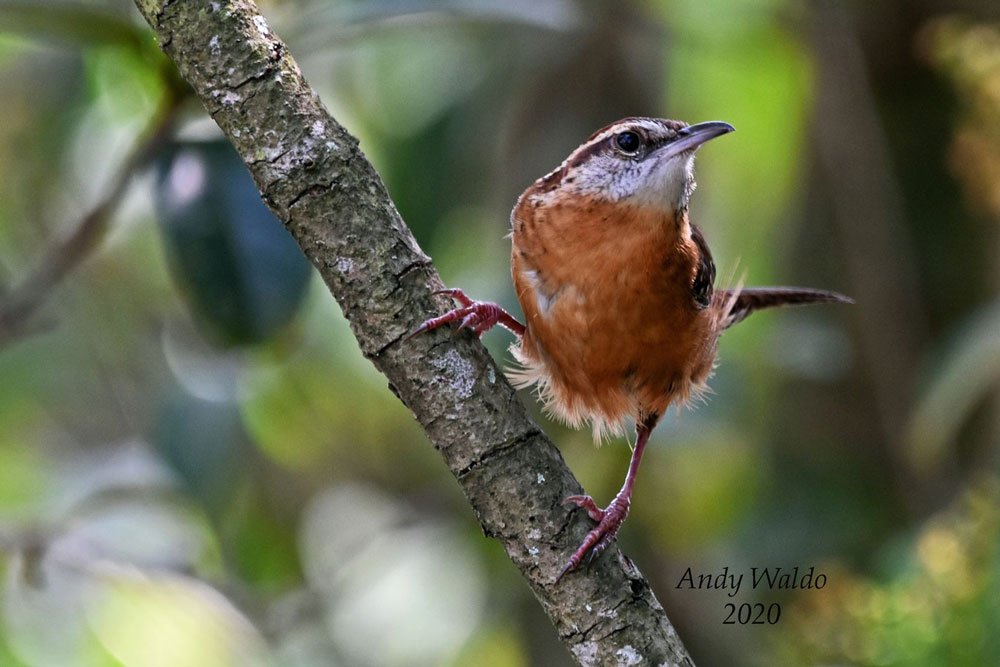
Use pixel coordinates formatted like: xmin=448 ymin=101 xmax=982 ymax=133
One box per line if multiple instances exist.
xmin=412 ymin=117 xmax=851 ymax=581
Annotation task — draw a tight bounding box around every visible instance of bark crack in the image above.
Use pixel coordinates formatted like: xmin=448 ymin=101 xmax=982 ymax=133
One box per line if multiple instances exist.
xmin=455 ymin=429 xmax=540 ymax=480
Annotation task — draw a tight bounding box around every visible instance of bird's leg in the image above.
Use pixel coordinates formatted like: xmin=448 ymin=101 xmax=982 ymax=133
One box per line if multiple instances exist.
xmin=557 ymin=413 xmax=660 ymax=582
xmin=408 ymin=288 xmax=525 ymax=339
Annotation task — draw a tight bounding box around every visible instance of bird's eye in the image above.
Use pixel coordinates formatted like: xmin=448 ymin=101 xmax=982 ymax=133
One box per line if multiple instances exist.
xmin=614 ymin=131 xmax=641 ymax=155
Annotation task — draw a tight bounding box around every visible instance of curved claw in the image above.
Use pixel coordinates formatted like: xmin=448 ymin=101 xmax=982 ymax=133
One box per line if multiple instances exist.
xmin=432 ymin=287 xmax=474 ymax=307
xmin=403 ymin=320 xmax=433 ymax=343
xmin=458 ymin=312 xmax=479 ymax=334
xmin=555 ymin=496 xmax=630 ymax=583
xmin=588 ymin=530 xmax=618 ymax=565
xmin=563 ymin=495 xmax=606 ymax=523
xmin=404 ymin=305 xmax=473 ymax=342
xmin=407 ymin=287 xmax=526 ymax=341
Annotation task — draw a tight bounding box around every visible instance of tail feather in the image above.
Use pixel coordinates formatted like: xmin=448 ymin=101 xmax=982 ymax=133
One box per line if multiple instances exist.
xmin=718 ymin=287 xmax=853 ymax=330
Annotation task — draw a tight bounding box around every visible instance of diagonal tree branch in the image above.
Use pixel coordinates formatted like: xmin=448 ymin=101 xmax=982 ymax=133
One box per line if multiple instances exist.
xmin=131 ymin=1 xmax=695 ymax=664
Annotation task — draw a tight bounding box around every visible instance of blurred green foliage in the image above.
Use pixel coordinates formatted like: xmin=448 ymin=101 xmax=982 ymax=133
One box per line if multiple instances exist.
xmin=772 ymin=479 xmax=1000 ymax=666
xmin=0 ymin=0 xmax=999 ymax=665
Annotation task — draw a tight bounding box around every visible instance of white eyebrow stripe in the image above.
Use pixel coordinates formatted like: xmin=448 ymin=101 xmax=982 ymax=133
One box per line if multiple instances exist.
xmin=532 ymin=118 xmax=680 ymax=192
xmin=571 ymin=119 xmax=673 ymax=157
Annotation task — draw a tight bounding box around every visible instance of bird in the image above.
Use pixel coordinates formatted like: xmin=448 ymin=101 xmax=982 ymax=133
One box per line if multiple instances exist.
xmin=410 ymin=117 xmax=852 ymax=582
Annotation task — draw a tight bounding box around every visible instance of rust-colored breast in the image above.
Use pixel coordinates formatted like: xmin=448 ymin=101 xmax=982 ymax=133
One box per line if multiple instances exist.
xmin=507 ymin=191 xmax=720 ymax=439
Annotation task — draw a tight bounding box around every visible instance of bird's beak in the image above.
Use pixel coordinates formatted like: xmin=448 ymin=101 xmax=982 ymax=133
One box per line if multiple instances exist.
xmin=657 ymin=121 xmax=735 ymax=160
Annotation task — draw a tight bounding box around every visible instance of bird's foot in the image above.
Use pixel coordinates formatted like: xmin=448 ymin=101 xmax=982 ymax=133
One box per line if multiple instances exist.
xmin=563 ymin=494 xmax=607 ymax=522
xmin=407 ymin=288 xmax=525 ymax=339
xmin=556 ymin=493 xmax=631 ymax=582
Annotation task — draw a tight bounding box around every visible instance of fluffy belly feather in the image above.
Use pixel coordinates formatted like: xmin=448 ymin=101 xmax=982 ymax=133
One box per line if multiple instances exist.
xmin=508 ymin=200 xmax=719 ymax=440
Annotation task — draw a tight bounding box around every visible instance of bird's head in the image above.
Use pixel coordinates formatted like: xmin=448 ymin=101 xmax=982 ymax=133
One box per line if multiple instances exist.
xmin=539 ymin=117 xmax=734 ymax=214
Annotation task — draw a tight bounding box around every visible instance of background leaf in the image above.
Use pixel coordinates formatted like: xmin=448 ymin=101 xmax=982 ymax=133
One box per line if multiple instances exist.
xmin=153 ymin=140 xmax=313 ymax=346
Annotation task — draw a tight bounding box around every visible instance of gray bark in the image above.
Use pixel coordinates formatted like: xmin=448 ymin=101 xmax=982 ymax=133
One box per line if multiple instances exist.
xmin=132 ymin=1 xmax=694 ymax=664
